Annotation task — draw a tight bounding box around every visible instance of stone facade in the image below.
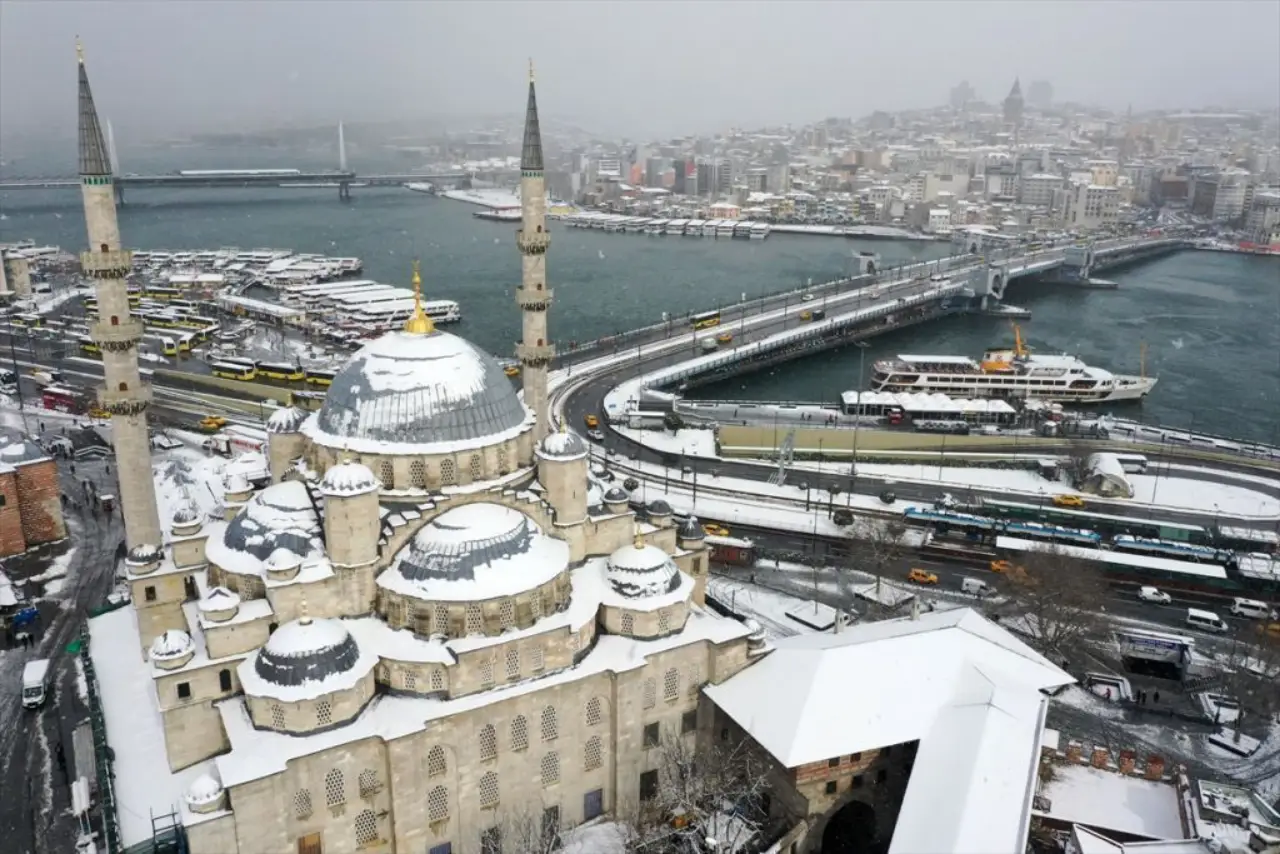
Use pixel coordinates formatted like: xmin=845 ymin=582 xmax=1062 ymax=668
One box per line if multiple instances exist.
xmin=13 ymin=456 xmax=67 ymax=546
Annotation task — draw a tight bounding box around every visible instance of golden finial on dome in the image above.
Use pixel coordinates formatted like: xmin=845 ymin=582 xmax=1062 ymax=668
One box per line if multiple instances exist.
xmin=299 ymin=592 xmax=312 ymax=626
xmin=76 ymin=36 xmax=85 ymax=65
xmin=633 ymin=523 xmax=645 ymax=550
xmin=403 ymin=259 xmax=435 ymax=334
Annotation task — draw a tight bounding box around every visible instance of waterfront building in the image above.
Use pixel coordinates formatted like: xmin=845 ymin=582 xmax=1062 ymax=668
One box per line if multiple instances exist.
xmin=1062 ymin=181 xmax=1120 ymax=230
xmin=76 ymin=40 xmax=164 ymax=551
xmin=1019 ymin=173 xmax=1064 ymax=209
xmin=1190 ymin=168 xmax=1251 ymax=222
xmin=1245 ymin=191 xmax=1280 ymax=244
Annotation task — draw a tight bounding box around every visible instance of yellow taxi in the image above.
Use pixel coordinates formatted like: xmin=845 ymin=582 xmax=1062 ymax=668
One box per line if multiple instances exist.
xmin=583 ymin=414 xmax=599 ymax=429
xmin=198 ymin=415 xmax=228 ymax=432
xmin=907 ymin=568 xmax=938 ymax=585
xmin=1052 ymin=494 xmax=1086 ymax=509
xmin=989 ymin=559 xmax=1014 ymax=574
xmin=716 ymin=332 xmax=734 ymax=344
xmin=702 ymin=523 xmax=730 ymax=537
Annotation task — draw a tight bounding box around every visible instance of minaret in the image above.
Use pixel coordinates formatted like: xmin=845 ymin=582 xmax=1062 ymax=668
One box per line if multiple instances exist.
xmin=77 ymin=40 xmax=163 ymax=549
xmin=515 ymin=59 xmax=553 ymax=442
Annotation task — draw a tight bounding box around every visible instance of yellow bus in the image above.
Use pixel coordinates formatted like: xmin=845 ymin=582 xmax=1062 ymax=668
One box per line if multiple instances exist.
xmin=691 ymin=310 xmax=721 ymax=330
xmin=78 ymin=335 xmax=101 ymax=356
xmin=211 ymin=362 xmax=257 ymax=381
xmin=259 ymin=362 xmax=305 ymax=382
xmin=178 ymin=332 xmax=196 ymax=353
xmin=304 ymin=368 xmax=336 ymax=387
xmin=160 ymin=337 xmax=179 ymax=356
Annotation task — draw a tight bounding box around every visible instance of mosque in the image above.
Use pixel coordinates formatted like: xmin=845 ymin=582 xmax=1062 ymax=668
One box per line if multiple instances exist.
xmin=81 ymin=49 xmax=762 ymax=854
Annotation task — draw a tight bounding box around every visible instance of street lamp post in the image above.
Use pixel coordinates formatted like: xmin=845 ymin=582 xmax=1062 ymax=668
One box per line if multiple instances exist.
xmin=849 ymin=342 xmax=868 ymax=503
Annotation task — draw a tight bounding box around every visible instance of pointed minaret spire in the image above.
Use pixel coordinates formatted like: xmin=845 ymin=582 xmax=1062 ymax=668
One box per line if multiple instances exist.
xmin=77 ymin=38 xmax=112 ymax=177
xmin=521 ymin=58 xmax=544 ymax=172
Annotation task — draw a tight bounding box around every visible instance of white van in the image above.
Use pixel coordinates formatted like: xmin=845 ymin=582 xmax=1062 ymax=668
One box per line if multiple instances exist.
xmin=1229 ymin=598 xmax=1274 ymax=620
xmin=22 ymin=659 xmax=51 ymax=709
xmin=961 ymin=577 xmax=989 ymax=596
xmin=1186 ymin=608 xmax=1227 ymax=633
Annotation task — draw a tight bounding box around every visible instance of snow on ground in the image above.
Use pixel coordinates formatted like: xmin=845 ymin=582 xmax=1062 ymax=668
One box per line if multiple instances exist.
xmin=440 ymin=188 xmax=522 ymax=209
xmin=707 ymin=576 xmax=810 ymax=639
xmin=153 ymin=445 xmax=229 ymax=527
xmin=1037 ymin=762 xmax=1186 ymax=841
xmin=28 ymin=547 xmax=77 ymax=583
xmin=614 ymin=426 xmax=717 ymax=457
xmin=556 ymin=820 xmax=631 ymax=854
xmin=73 ymin=655 xmax=88 ymax=703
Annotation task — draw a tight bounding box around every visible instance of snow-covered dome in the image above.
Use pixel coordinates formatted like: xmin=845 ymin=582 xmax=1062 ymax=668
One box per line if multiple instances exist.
xmin=172 ymin=500 xmax=200 ymax=525
xmin=646 ymin=499 xmax=673 ymax=517
xmin=197 ymin=586 xmax=241 ymax=614
xmin=264 ymin=547 xmax=302 ymax=573
xmin=303 ymin=330 xmax=530 ymax=455
xmin=150 ymin=629 xmax=195 ymax=669
xmin=184 ymin=772 xmax=225 ymax=812
xmin=320 ymin=460 xmax=380 ymax=497
xmin=606 ymin=540 xmax=681 ymax=598
xmin=603 ymin=486 xmax=629 ymax=504
xmin=255 ymin=617 xmax=361 ymax=687
xmin=380 ymin=503 xmax=570 ymax=602
xmin=538 ymin=428 xmax=588 ymax=459
xmin=678 ymin=515 xmax=706 ymax=540
xmin=127 ymin=543 xmax=163 ymax=563
xmin=265 ymin=406 xmax=308 ymax=435
xmin=206 ymin=481 xmax=323 ymax=576
xmin=224 ymin=472 xmax=252 ymax=495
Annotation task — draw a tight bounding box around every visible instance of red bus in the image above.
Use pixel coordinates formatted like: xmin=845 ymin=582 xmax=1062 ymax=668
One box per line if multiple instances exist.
xmin=42 ymin=385 xmax=86 ymax=414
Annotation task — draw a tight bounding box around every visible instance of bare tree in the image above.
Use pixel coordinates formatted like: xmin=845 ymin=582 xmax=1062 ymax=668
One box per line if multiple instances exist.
xmin=839 ymin=517 xmax=911 ymax=618
xmin=985 ymin=545 xmax=1108 ymax=660
xmin=493 ymin=799 xmax=570 ymax=854
xmin=1215 ymin=624 xmax=1280 ymax=723
xmin=1062 ymin=440 xmax=1094 ymax=489
xmin=623 ymin=731 xmax=773 ymax=854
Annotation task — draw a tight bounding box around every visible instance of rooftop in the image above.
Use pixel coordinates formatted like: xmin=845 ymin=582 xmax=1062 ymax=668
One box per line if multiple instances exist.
xmin=1035 ymin=763 xmax=1188 ymax=841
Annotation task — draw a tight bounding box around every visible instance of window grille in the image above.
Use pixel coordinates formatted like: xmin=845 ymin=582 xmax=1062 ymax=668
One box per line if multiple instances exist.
xmin=427 ymin=786 xmax=449 ymax=822
xmin=621 ymin=612 xmax=634 ymax=635
xmin=271 ymin=704 xmax=286 ymax=729
xmin=466 ymin=604 xmax=484 ymax=635
xmin=530 ymin=590 xmax=543 ymax=619
xmin=358 ymin=770 xmax=379 ymax=799
xmin=540 ymin=752 xmax=560 ymax=786
xmin=410 ymin=459 xmax=427 ymax=488
xmin=317 ymin=699 xmax=333 ymax=726
xmin=428 ymin=746 xmax=447 ymax=777
xmin=498 ymin=446 xmax=509 ymax=474
xmin=478 ymin=772 xmax=499 ymax=808
xmin=500 ymin=600 xmax=516 ymax=629
xmin=658 ymin=610 xmax=670 ymax=633
xmin=664 ymin=668 xmax=679 ymax=702
xmin=530 ymin=646 xmax=545 ymax=672
xmin=378 ymin=460 xmax=393 ymax=489
xmin=354 ymin=809 xmax=378 ymax=845
xmin=541 ymin=706 xmax=558 ymax=741
xmin=404 ymin=671 xmax=417 ymax=691
xmin=511 ymin=715 xmax=529 ymax=751
xmin=479 ymin=724 xmax=497 ymax=760
xmin=324 ymin=769 xmax=345 ymax=806
xmin=431 ymin=669 xmax=444 ymax=692
xmin=586 ymin=697 xmax=603 ymax=727
xmin=470 ymin=454 xmax=483 ymax=480
xmin=643 ymin=679 xmax=656 ymax=709
xmin=434 ymin=604 xmax=449 ymax=636
xmin=584 ymin=736 xmax=603 ymax=771
xmin=480 ymin=658 xmax=494 ymax=687
xmin=688 ymin=664 xmax=703 ymax=697
xmin=505 ymin=648 xmax=520 ymax=680
xmin=441 ymin=458 xmax=456 ymax=485
xmin=293 ymin=789 xmax=313 ymax=818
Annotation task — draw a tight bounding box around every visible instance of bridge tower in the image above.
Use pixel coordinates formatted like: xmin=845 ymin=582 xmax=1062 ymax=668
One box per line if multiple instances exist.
xmin=515 ymin=60 xmax=553 ymax=442
xmin=337 ymin=121 xmax=351 ymax=201
xmin=76 ymin=41 xmax=163 ymax=550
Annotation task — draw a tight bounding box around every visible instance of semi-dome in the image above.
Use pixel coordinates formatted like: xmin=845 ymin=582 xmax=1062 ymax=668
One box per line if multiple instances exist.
xmin=320 ymin=460 xmax=380 ymax=496
xmin=265 ymin=406 xmax=308 ymax=435
xmin=379 ymin=503 xmax=569 ymax=601
xmin=677 ymin=515 xmax=706 ymax=540
xmin=538 ymin=428 xmax=588 ymax=459
xmin=254 ymin=617 xmax=361 ymax=688
xmin=606 ymin=540 xmax=681 ymax=598
xmin=303 ymin=330 xmax=530 ymax=455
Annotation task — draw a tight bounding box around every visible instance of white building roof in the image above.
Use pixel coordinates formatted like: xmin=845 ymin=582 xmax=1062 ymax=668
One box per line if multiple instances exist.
xmin=702 ymin=608 xmax=1071 ymax=768
xmin=1034 ymin=763 xmax=1187 ymax=841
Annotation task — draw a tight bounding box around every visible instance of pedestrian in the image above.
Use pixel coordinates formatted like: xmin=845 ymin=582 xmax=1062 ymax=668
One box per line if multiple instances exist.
xmin=69 ymin=462 xmax=76 ymax=475
xmin=1153 ymin=691 xmax=1160 ymax=704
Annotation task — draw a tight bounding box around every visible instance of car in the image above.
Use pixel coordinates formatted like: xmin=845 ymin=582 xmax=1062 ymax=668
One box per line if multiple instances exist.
xmin=702 ymin=523 xmax=730 ymax=537
xmin=879 ymin=490 xmax=897 ymax=504
xmin=586 ymin=429 xmax=604 ymax=442
xmin=907 ymin=568 xmax=938 ymax=585
xmin=716 ymin=332 xmax=734 ymax=344
xmin=583 ymin=414 xmax=599 ymax=429
xmin=801 ymin=293 xmax=816 ymax=302
xmin=989 ymin=559 xmax=1014 ymax=574
xmin=198 ymin=415 xmax=228 ymax=432
xmin=1137 ymin=586 xmax=1172 ymax=604
xmin=1052 ymin=494 xmax=1086 ymax=508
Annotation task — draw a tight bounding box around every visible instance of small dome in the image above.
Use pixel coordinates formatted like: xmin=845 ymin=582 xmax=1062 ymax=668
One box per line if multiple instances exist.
xmin=320 ymin=460 xmax=380 ymax=497
xmin=186 ymin=772 xmax=224 ymax=802
xmin=150 ymin=629 xmax=194 ymax=660
xmin=264 ymin=547 xmax=302 ymax=573
xmin=603 ymin=486 xmax=629 ymax=504
xmin=607 ymin=541 xmax=680 ymax=598
xmin=265 ymin=406 xmax=308 ymax=435
xmin=646 ymin=499 xmax=673 ymax=517
xmin=678 ymin=515 xmax=706 ymax=540
xmin=224 ymin=473 xmax=252 ymax=494
xmin=539 ymin=428 xmax=588 ymax=459
xmin=126 ymin=543 xmax=163 ymax=564
xmin=255 ymin=617 xmax=361 ymax=687
xmin=172 ymin=500 xmax=200 ymax=525
xmin=197 ymin=586 xmax=241 ymax=613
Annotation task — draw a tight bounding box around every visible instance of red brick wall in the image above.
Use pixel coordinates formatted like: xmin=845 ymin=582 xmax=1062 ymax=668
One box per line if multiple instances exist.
xmin=0 ymin=470 xmax=26 ymax=557
xmin=14 ymin=458 xmax=66 ymax=546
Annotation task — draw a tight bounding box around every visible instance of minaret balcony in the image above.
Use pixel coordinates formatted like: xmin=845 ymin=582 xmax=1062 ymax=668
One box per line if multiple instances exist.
xmin=516 ymin=341 xmax=556 ymax=366
xmin=516 ymin=230 xmax=550 ymax=256
xmin=516 ymin=286 xmax=554 ymax=310
xmin=91 ymin=318 xmax=144 ymax=345
xmin=79 ymin=249 xmax=133 ymax=279
xmin=98 ymin=384 xmax=152 ymax=416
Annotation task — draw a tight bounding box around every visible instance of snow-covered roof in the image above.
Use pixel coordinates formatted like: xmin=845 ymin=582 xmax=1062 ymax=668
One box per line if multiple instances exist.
xmin=606 ymin=541 xmax=681 ymax=598
xmin=1035 ymin=763 xmax=1187 ymax=842
xmin=0 ymin=439 xmax=47 ymax=464
xmin=538 ymin=428 xmax=588 ymax=460
xmin=677 ymin=515 xmax=706 ymax=540
xmin=150 ymin=629 xmax=194 ymax=660
xmin=243 ymin=617 xmax=375 ymax=702
xmin=264 ymin=406 xmax=308 ymax=435
xmin=320 ymin=460 xmax=380 ymax=497
xmin=603 ymin=487 xmax=629 ymax=503
xmin=197 ymin=586 xmax=241 ymax=613
xmin=703 ymin=608 xmax=1072 ymax=768
xmin=303 ymin=329 xmax=532 ymax=456
xmin=646 ymin=499 xmax=673 ymax=516
xmin=185 ymin=773 xmax=224 ymax=806
xmin=205 ymin=481 xmax=324 ymax=577
xmin=377 ymin=503 xmax=569 ymax=603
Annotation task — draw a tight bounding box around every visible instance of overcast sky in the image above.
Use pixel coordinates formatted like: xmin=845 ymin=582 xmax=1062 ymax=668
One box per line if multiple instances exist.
xmin=2 ymin=0 xmax=1277 ymax=143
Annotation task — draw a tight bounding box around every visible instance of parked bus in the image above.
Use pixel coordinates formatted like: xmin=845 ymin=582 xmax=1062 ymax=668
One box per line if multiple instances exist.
xmin=691 ymin=310 xmax=721 ymax=330
xmin=143 ymin=286 xmax=181 ymax=301
xmin=41 ymin=384 xmax=85 ymax=413
xmin=78 ymin=335 xmax=101 ymax=357
xmin=10 ymin=314 xmax=44 ymax=329
xmin=1110 ymin=453 xmax=1150 ymax=474
xmin=211 ymin=362 xmax=257 ymax=381
xmin=258 ymin=362 xmax=305 ymax=382
xmin=177 ymin=332 xmax=196 ymax=353
xmin=304 ymin=368 xmax=336 ymax=387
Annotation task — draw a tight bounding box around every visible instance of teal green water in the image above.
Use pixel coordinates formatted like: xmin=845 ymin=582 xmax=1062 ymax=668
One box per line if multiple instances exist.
xmin=3 ymin=179 xmax=1278 ymax=444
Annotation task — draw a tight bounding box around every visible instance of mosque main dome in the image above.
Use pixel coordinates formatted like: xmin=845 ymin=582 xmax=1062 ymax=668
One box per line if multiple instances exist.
xmin=304 ymin=329 xmax=530 ymax=454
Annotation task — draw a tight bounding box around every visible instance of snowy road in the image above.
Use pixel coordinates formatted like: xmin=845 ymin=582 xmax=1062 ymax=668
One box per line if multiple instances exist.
xmin=0 ymin=456 xmax=125 ymax=854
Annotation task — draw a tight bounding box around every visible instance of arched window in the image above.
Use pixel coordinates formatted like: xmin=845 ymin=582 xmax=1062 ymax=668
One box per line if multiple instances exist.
xmin=688 ymin=664 xmax=703 ymax=697
xmin=537 ymin=338 xmax=544 ymax=346
xmin=218 ymin=669 xmax=232 ymax=691
xmin=271 ymin=704 xmax=285 ymax=729
xmin=430 ymin=668 xmax=444 ymax=692
xmin=293 ymin=789 xmax=313 ymax=818
xmin=499 ymin=600 xmax=516 ymax=629
xmin=664 ymin=668 xmax=679 ymax=702
xmin=621 ymin=612 xmax=634 ymax=635
xmin=410 ymin=459 xmax=427 ymax=488
xmin=404 ymin=671 xmax=417 ymax=692
xmin=440 ymin=458 xmax=456 ymax=485
xmin=658 ymin=610 xmax=670 ymax=634
xmin=428 ymin=746 xmax=447 ymax=777
xmin=480 ymin=658 xmax=494 ymax=687
xmin=585 ymin=697 xmax=603 ymax=727
xmin=530 ymin=646 xmax=544 ymax=672
xmin=529 ymin=589 xmax=543 ymax=620
xmin=354 ymin=809 xmax=378 ymax=845
xmin=110 ymin=315 xmax=119 ymax=326
xmin=378 ymin=460 xmax=393 ymax=489
xmin=469 ymin=454 xmax=482 ymax=480
xmin=541 ymin=706 xmax=558 ymax=741
xmin=316 ymin=699 xmax=333 ymax=725
xmin=434 ymin=604 xmax=449 ymax=636
xmin=465 ymin=604 xmax=483 ymax=635
xmin=478 ymin=771 xmax=499 ymax=809
xmin=358 ymin=769 xmax=379 ymax=799
xmin=643 ymin=679 xmax=656 ymax=710
xmin=324 ymin=769 xmax=345 ymax=806
xmin=117 ymin=382 xmax=127 ymax=392
xmin=498 ymin=445 xmax=509 ymax=474
xmin=427 ymin=785 xmax=449 ymax=822
xmin=540 ymin=752 xmax=560 ymax=786
xmin=584 ymin=736 xmax=603 ymax=771
xmin=505 ymin=647 xmax=520 ymax=680
xmin=511 ymin=715 xmax=529 ymax=751
xmin=479 ymin=724 xmax=497 ymax=760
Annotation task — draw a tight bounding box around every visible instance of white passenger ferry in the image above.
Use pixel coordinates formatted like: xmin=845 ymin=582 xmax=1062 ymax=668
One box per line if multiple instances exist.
xmin=869 ymin=328 xmax=1156 ymax=404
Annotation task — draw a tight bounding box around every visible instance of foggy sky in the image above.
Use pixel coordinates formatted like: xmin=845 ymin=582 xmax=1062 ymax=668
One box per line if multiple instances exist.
xmin=2 ymin=0 xmax=1277 ymax=145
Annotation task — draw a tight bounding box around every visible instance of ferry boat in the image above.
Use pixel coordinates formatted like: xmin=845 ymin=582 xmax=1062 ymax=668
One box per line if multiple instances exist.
xmin=685 ymin=219 xmax=706 ymax=236
xmin=869 ymin=326 xmax=1156 ymax=404
xmin=702 ymin=220 xmax=720 ymax=237
xmin=749 ymin=222 xmax=771 ymax=240
xmin=645 ymin=219 xmax=669 ymax=235
xmin=716 ymin=220 xmax=737 ymax=238
xmin=665 ymin=219 xmax=688 ymax=235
